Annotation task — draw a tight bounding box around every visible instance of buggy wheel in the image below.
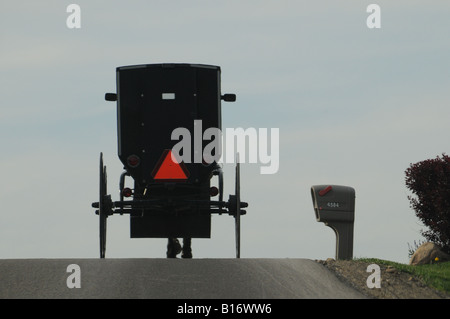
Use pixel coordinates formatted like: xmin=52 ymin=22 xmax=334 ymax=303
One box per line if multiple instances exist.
xmin=99 ymin=153 xmax=108 ymax=258
xmin=235 ymin=155 xmax=241 ymax=259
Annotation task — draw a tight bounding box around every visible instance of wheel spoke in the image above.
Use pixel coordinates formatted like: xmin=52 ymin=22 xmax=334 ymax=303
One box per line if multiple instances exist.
xmin=99 ymin=153 xmax=107 ymax=258
xmin=235 ymin=154 xmax=241 ymax=259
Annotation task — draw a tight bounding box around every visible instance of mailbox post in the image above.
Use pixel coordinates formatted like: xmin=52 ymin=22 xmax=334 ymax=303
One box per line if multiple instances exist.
xmin=311 ymin=185 xmax=355 ymax=260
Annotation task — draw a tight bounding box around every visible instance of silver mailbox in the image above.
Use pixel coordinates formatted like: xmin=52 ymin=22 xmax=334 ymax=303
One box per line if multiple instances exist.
xmin=311 ymin=185 xmax=356 ymax=260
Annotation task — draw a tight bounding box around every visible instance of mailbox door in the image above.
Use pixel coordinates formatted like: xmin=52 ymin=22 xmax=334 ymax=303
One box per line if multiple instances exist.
xmin=311 ymin=185 xmax=355 ymax=222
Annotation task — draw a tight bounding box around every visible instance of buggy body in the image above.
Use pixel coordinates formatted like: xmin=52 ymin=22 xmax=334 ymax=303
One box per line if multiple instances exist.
xmin=92 ymin=63 xmax=247 ymax=258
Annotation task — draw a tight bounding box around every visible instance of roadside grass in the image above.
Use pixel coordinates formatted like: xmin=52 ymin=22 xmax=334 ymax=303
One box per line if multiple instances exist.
xmin=356 ymin=258 xmax=450 ymax=294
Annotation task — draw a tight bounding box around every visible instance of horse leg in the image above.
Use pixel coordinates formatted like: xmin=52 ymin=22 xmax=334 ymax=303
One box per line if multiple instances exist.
xmin=181 ymin=238 xmax=192 ymax=259
xmin=167 ymin=238 xmax=181 ymax=258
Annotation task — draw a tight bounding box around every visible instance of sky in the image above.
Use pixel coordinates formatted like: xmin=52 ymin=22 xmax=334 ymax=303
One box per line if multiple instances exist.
xmin=1 ymin=1 xmax=449 ymax=264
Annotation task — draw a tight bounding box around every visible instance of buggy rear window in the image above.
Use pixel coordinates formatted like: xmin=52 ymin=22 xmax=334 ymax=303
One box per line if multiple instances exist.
xmin=162 ymin=93 xmax=175 ymax=100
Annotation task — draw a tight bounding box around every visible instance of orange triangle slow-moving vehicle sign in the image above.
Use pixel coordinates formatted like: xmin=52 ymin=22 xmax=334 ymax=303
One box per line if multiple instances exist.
xmin=151 ymin=149 xmax=189 ymax=181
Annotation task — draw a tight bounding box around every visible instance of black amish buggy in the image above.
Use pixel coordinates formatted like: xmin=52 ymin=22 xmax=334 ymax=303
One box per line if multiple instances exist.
xmin=92 ymin=63 xmax=248 ymax=259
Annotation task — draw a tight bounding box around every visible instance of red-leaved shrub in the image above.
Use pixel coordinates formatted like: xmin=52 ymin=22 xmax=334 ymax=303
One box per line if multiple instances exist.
xmin=405 ymin=154 xmax=450 ymax=254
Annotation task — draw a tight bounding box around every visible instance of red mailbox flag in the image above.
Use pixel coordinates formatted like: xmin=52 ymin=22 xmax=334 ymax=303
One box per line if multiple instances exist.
xmin=152 ymin=149 xmax=189 ymax=181
xmin=319 ymin=186 xmax=333 ymax=196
